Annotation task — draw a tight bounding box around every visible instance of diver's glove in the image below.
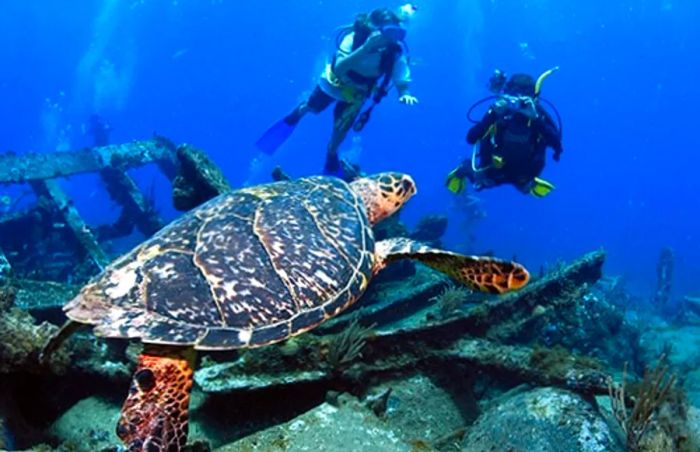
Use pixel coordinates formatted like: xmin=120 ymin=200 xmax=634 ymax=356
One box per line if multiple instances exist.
xmin=445 ymin=166 xmax=468 ymax=194
xmin=359 ymin=32 xmax=392 ymax=54
xmin=399 ymin=94 xmax=419 ymax=105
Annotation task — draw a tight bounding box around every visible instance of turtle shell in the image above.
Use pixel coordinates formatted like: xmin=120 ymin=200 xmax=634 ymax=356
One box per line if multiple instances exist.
xmin=64 ymin=176 xmax=375 ymax=350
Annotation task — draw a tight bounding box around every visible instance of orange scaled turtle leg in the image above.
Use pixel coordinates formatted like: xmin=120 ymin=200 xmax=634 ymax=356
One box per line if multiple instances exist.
xmin=117 ymin=345 xmax=196 ymax=452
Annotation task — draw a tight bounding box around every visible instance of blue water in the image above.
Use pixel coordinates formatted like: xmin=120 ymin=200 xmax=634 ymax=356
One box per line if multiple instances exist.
xmin=1 ymin=0 xmax=698 ymax=297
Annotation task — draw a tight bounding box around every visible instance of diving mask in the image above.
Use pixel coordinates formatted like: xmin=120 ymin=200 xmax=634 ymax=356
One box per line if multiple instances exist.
xmin=380 ymin=25 xmax=407 ymax=42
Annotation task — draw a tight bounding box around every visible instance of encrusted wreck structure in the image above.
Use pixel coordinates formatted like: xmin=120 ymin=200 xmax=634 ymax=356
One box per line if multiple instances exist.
xmin=0 ymin=138 xmax=229 ymax=312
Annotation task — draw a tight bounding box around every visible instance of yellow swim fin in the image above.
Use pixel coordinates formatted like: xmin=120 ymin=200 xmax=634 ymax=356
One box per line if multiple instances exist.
xmin=446 ymin=168 xmax=466 ymax=194
xmin=530 ymin=177 xmax=555 ymax=198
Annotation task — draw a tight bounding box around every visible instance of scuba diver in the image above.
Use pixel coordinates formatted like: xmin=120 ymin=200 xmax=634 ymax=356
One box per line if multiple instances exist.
xmin=256 ymin=5 xmax=419 ymax=179
xmin=446 ymin=68 xmax=563 ymax=198
xmin=88 ymin=114 xmax=111 ymax=147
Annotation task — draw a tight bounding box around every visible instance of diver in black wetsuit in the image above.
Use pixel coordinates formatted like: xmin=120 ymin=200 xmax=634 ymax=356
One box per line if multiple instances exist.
xmin=446 ymin=70 xmax=563 ymax=197
xmin=88 ymin=114 xmax=111 ymax=147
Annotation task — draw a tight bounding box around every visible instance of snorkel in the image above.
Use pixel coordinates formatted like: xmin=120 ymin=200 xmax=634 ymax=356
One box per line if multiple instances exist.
xmin=533 ymin=66 xmax=563 ymax=138
xmin=535 ymin=66 xmax=559 ymax=98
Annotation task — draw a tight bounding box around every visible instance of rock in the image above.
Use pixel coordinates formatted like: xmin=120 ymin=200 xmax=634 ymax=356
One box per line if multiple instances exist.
xmin=49 ymin=397 xmax=121 ymax=451
xmin=374 ymin=374 xmax=470 ymax=445
xmin=0 ymin=283 xmax=16 ymax=311
xmin=372 ymin=214 xmax=409 ymax=241
xmin=684 ymin=368 xmax=700 ymax=408
xmin=49 ymin=394 xmax=212 ymax=451
xmin=410 ymin=214 xmax=448 ymax=246
xmin=0 ymin=307 xmax=69 ymax=374
xmin=216 ymin=397 xmax=409 ymax=451
xmin=462 ymin=387 xmax=622 ymax=452
xmin=688 ymin=406 xmax=700 ymax=448
xmin=682 ymin=296 xmax=700 ymax=321
xmin=639 ymin=324 xmax=700 ymax=404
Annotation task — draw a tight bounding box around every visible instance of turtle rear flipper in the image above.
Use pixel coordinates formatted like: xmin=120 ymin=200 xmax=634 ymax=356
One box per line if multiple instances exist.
xmin=117 ymin=345 xmax=195 ymax=451
xmin=40 ymin=320 xmax=83 ymax=364
xmin=374 ymin=238 xmax=529 ymax=294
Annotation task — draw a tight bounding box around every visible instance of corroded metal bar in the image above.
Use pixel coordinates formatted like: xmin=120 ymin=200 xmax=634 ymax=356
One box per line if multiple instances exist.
xmin=0 ymin=139 xmax=177 ymax=184
xmin=29 ymin=180 xmax=110 ymax=270
xmin=99 ymin=168 xmax=164 ymax=237
xmin=12 ymin=279 xmax=80 ymax=311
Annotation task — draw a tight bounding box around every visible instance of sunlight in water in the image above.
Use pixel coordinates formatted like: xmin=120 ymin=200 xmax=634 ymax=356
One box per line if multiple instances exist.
xmin=75 ymin=0 xmax=135 ymax=114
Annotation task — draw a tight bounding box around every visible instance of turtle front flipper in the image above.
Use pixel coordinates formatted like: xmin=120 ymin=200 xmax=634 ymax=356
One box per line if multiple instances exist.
xmin=374 ymin=238 xmax=529 ymax=294
xmin=117 ymin=345 xmax=195 ymax=451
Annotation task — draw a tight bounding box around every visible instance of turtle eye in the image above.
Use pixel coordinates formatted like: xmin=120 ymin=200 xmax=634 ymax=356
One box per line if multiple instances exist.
xmin=401 ymin=178 xmax=414 ymax=195
xmin=134 ymin=368 xmax=156 ymax=392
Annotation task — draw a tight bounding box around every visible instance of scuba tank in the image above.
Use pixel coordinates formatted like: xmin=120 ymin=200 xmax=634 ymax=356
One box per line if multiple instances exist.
xmin=467 ymin=67 xmax=563 ymax=137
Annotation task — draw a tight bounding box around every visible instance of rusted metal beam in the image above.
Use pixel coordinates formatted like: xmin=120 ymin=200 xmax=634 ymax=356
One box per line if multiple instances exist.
xmin=0 ymin=139 xmax=177 ymax=185
xmin=99 ymin=168 xmax=164 ymax=237
xmin=11 ymin=279 xmax=80 ymax=312
xmin=29 ymin=180 xmax=109 ymax=271
xmin=172 ymin=144 xmax=232 ymax=211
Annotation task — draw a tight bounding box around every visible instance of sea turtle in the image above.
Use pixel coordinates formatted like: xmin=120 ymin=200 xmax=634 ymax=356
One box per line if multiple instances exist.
xmin=43 ymin=172 xmax=529 ymax=451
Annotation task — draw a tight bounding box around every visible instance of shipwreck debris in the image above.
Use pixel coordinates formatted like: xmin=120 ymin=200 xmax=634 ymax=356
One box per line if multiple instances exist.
xmin=653 ymin=247 xmax=674 ymax=308
xmin=0 ymin=138 xmax=225 ymax=288
xmin=172 ymin=144 xmax=231 ymax=211
xmin=194 ymin=251 xmax=609 ymax=397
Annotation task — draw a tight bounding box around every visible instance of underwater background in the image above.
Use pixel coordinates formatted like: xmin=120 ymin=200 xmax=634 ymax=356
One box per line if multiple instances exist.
xmin=2 ymin=1 xmax=700 ymax=451
xmin=1 ymin=0 xmax=699 ymax=297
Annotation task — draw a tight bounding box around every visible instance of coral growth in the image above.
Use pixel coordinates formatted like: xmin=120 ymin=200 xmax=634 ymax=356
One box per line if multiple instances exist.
xmin=430 ymin=284 xmax=471 ymax=319
xmin=172 ymin=144 xmax=231 ymax=211
xmin=0 ymin=283 xmax=17 ymax=311
xmin=326 ymin=318 xmax=375 ymax=370
xmin=608 ymin=358 xmax=677 ymax=451
xmin=0 ymin=307 xmax=69 ymax=374
xmin=530 ymin=344 xmax=604 ymax=376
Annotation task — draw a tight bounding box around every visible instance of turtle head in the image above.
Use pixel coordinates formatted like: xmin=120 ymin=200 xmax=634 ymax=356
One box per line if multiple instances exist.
xmin=350 ymin=172 xmax=416 ymax=224
xmin=117 ymin=347 xmax=195 ymax=451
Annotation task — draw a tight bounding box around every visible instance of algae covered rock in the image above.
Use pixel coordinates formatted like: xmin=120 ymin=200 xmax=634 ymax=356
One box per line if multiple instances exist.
xmin=0 ymin=307 xmax=69 ymax=374
xmin=375 ymin=374 xmax=471 ymax=445
xmin=49 ymin=397 xmax=121 ymax=451
xmin=462 ymin=387 xmax=621 ymax=452
xmin=217 ymin=396 xmax=409 ymax=451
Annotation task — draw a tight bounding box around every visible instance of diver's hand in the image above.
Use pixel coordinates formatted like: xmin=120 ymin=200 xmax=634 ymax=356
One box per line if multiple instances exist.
xmin=360 ymin=32 xmax=391 ymax=53
xmin=399 ymin=94 xmax=419 ymax=105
